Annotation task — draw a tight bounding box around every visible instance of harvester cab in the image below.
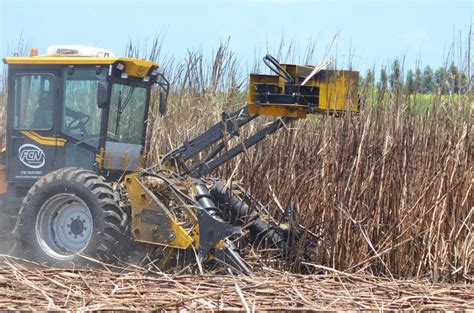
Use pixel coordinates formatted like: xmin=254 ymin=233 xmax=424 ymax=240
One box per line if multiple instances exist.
xmin=2 ymin=45 xmax=168 ymax=186
xmin=0 ymin=46 xmax=358 ymax=275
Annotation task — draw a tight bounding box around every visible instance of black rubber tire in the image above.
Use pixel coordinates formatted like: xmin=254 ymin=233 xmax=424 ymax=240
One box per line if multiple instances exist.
xmin=15 ymin=168 xmax=126 ymax=267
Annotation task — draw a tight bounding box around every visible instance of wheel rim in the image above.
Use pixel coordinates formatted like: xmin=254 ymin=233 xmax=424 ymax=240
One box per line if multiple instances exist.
xmin=35 ymin=193 xmax=93 ymax=260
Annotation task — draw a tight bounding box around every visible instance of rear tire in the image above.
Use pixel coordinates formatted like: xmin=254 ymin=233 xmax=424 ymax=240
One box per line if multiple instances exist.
xmin=16 ymin=168 xmax=125 ymax=267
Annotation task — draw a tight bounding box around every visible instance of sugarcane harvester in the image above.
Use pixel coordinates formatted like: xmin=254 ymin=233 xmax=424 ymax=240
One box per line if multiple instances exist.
xmin=0 ymin=46 xmax=359 ymax=274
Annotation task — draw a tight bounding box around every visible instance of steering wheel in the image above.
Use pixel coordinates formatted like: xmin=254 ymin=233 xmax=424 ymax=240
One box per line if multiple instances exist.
xmin=67 ymin=112 xmax=90 ymax=133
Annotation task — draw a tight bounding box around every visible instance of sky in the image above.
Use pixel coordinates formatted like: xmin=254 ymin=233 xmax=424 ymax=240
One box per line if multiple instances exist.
xmin=0 ymin=0 xmax=472 ymax=74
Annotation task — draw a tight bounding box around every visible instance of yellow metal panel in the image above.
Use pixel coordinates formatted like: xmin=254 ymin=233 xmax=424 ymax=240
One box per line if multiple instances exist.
xmin=4 ymin=56 xmax=119 ymax=65
xmin=20 ymin=131 xmax=66 ymax=147
xmin=247 ymin=65 xmax=359 ymax=118
xmin=312 ymin=70 xmax=359 ymax=113
xmin=0 ymin=166 xmax=6 ymax=194
xmin=123 ymin=174 xmax=194 ymax=249
xmin=247 ymin=74 xmax=308 ymax=118
xmin=4 ymin=56 xmax=159 ymax=78
xmin=284 ymin=64 xmax=359 ymax=113
xmin=119 ymin=58 xmax=157 ymax=78
xmin=95 ymin=148 xmax=104 ymax=168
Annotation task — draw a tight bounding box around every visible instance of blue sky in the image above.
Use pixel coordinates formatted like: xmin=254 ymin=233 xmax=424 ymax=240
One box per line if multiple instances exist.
xmin=1 ymin=0 xmax=472 ymax=73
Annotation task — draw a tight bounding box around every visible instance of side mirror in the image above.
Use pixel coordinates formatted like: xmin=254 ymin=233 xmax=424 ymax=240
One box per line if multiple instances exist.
xmin=159 ymin=91 xmax=167 ymax=116
xmin=97 ymin=82 xmax=109 ymax=108
xmin=156 ymin=73 xmax=170 ymax=116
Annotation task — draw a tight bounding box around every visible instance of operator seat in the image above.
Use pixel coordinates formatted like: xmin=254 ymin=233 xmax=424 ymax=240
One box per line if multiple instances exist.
xmin=31 ymin=91 xmax=53 ymax=129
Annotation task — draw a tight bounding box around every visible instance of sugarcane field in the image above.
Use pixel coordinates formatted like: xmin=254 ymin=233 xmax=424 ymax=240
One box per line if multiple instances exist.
xmin=0 ymin=0 xmax=472 ymax=311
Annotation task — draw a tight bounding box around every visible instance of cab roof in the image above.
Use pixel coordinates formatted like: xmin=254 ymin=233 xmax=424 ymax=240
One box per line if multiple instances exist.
xmin=3 ymin=56 xmax=159 ymax=78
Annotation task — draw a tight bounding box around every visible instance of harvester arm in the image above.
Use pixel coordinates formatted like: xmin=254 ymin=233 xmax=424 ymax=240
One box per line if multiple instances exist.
xmin=163 ymin=54 xmax=359 ymax=178
xmin=162 ymin=106 xmax=292 ymax=178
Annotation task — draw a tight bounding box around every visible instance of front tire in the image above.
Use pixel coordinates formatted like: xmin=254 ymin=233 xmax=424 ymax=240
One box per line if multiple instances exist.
xmin=16 ymin=168 xmax=125 ymax=266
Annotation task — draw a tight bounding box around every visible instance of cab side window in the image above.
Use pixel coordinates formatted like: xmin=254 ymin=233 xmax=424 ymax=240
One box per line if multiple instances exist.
xmin=14 ymin=74 xmax=55 ymax=130
xmin=62 ymin=68 xmax=106 ymax=147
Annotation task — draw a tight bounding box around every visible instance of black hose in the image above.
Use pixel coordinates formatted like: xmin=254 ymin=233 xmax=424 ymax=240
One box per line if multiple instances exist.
xmin=262 ymin=54 xmax=295 ymax=84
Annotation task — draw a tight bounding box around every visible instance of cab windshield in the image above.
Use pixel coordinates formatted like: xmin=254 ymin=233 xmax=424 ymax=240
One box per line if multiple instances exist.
xmin=107 ymin=83 xmax=148 ymax=145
